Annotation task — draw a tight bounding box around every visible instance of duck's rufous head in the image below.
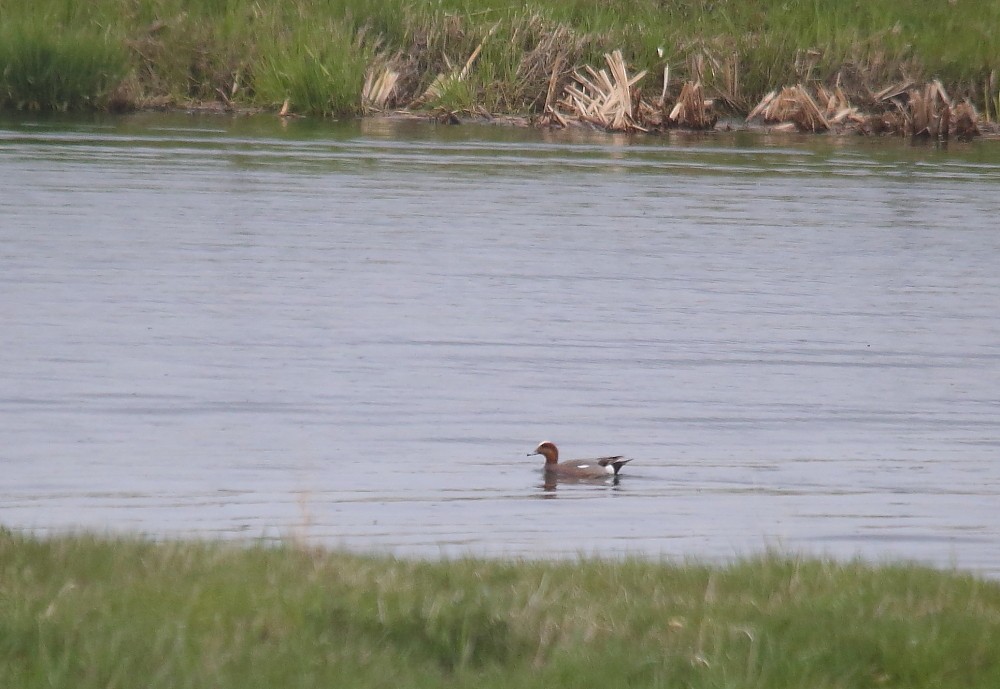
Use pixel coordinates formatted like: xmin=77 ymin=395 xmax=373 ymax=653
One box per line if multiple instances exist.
xmin=528 ymin=441 xmax=559 ymax=464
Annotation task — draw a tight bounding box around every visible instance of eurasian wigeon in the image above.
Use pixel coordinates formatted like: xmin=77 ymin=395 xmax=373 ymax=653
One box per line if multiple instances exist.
xmin=528 ymin=441 xmax=633 ymax=478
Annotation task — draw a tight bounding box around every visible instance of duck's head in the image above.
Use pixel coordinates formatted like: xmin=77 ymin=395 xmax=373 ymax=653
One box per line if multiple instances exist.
xmin=528 ymin=441 xmax=559 ymax=464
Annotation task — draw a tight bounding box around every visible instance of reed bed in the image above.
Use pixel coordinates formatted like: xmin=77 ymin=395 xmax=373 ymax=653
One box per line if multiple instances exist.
xmin=3 ymin=530 xmax=1000 ymax=688
xmin=1 ymin=0 xmax=998 ymax=130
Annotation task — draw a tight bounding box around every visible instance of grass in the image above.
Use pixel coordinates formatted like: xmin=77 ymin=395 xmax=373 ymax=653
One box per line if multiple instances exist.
xmin=2 ymin=529 xmax=1000 ymax=688
xmin=0 ymin=17 xmax=127 ymax=111
xmin=254 ymin=21 xmax=372 ymax=116
xmin=0 ymin=0 xmax=998 ymax=115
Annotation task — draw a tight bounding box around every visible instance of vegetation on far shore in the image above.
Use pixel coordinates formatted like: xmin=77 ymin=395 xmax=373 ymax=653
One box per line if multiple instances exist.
xmin=1 ymin=0 xmax=999 ymax=120
xmin=2 ymin=529 xmax=1000 ymax=688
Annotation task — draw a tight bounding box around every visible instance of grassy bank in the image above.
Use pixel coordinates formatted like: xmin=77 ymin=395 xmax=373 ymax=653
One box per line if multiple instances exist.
xmin=2 ymin=530 xmax=1000 ymax=688
xmin=0 ymin=0 xmax=998 ymax=117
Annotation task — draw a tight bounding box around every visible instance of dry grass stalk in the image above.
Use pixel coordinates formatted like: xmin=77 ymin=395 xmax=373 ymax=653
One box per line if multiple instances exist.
xmin=871 ymin=80 xmax=981 ymax=138
xmin=874 ymin=81 xmax=916 ymax=102
xmin=721 ymin=52 xmax=741 ymax=110
xmin=536 ymin=104 xmax=569 ymax=128
xmin=747 ymin=84 xmax=830 ymax=132
xmin=560 ymin=50 xmax=648 ymax=131
xmin=361 ymin=66 xmax=400 ymax=112
xmin=658 ymin=63 xmax=670 ymax=106
xmin=544 ymin=53 xmax=565 ymax=111
xmin=815 ymin=84 xmax=863 ymax=124
xmin=746 ymin=89 xmax=777 ymax=121
xmin=412 ymin=24 xmax=497 ymax=106
xmin=900 ymin=80 xmax=952 ymax=137
xmin=695 ymin=49 xmax=743 ymax=110
xmin=667 ymin=81 xmax=717 ymax=129
xmin=516 ymin=16 xmax=586 ymax=111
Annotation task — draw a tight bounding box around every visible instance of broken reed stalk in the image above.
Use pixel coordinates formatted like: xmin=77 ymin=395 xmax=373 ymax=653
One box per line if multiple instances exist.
xmin=556 ymin=52 xmax=722 ymax=131
xmin=543 ymin=53 xmax=565 ymax=111
xmin=903 ymin=80 xmax=953 ymax=137
xmin=361 ymin=66 xmax=399 ymax=111
xmin=883 ymin=79 xmax=980 ymax=138
xmin=560 ymin=49 xmax=647 ymax=131
xmin=746 ymin=84 xmax=829 ymax=132
xmin=815 ymin=84 xmax=863 ymax=124
xmin=667 ymin=80 xmax=716 ymax=129
xmin=747 ymin=80 xmax=982 ymax=138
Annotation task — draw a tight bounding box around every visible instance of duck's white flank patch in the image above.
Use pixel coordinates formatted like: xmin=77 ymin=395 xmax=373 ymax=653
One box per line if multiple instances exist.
xmin=604 ymin=464 xmax=615 ymax=474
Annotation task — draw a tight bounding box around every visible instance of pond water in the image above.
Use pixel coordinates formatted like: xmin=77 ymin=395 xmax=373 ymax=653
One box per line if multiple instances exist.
xmin=2 ymin=113 xmax=999 ymax=576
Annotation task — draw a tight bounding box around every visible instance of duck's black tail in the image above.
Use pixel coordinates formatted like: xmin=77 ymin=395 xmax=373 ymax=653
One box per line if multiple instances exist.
xmin=599 ymin=456 xmax=633 ymax=475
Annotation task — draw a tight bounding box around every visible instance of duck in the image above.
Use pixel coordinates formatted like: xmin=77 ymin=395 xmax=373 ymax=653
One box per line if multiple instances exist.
xmin=528 ymin=441 xmax=633 ymax=478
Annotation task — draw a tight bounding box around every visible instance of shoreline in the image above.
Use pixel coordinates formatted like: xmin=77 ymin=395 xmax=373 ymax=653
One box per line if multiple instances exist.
xmin=111 ymin=99 xmax=1000 ymax=141
xmin=4 ymin=0 xmax=999 ymax=139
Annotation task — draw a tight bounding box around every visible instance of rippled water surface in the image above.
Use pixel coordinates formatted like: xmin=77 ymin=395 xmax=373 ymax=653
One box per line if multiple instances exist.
xmin=2 ymin=114 xmax=999 ymax=575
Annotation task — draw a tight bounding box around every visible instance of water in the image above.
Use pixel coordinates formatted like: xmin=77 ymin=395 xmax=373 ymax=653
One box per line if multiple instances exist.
xmin=2 ymin=114 xmax=999 ymax=576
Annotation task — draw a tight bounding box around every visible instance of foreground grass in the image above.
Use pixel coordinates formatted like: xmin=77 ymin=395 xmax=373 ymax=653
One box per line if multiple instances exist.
xmin=0 ymin=0 xmax=998 ymax=116
xmin=2 ymin=531 xmax=999 ymax=688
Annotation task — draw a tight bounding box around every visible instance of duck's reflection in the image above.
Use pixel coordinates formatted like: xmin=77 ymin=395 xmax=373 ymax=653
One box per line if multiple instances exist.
xmin=540 ymin=473 xmax=622 ymax=495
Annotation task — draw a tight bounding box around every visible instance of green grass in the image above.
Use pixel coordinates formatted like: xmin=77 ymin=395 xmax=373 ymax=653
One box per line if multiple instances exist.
xmin=2 ymin=529 xmax=1000 ymax=688
xmin=0 ymin=0 xmax=998 ymax=115
xmin=254 ymin=20 xmax=371 ymax=116
xmin=0 ymin=17 xmax=127 ymax=111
